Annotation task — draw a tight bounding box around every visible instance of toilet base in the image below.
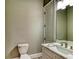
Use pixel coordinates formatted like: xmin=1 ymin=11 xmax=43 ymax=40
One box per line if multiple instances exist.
xmin=20 ymin=54 xmax=31 ymax=59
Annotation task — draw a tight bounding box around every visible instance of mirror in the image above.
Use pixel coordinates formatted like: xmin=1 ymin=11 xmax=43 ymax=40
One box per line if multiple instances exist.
xmin=56 ymin=5 xmax=73 ymax=41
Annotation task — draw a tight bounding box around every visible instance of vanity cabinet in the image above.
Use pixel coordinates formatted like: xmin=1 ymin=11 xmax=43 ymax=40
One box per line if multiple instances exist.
xmin=55 ymin=54 xmax=64 ymax=59
xmin=42 ymin=47 xmax=66 ymax=59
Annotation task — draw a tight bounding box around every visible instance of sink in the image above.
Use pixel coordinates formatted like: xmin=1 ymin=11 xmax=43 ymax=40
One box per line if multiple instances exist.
xmin=55 ymin=45 xmax=72 ymax=55
xmin=48 ymin=45 xmax=73 ymax=55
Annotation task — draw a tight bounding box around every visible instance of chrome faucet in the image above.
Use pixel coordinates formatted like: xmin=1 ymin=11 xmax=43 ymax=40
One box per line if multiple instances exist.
xmin=43 ymin=38 xmax=46 ymax=43
xmin=70 ymin=46 xmax=73 ymax=50
xmin=60 ymin=42 xmax=68 ymax=48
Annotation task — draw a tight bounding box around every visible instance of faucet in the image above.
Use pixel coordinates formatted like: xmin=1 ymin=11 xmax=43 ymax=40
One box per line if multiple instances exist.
xmin=43 ymin=38 xmax=46 ymax=43
xmin=60 ymin=42 xmax=68 ymax=48
xmin=70 ymin=46 xmax=73 ymax=50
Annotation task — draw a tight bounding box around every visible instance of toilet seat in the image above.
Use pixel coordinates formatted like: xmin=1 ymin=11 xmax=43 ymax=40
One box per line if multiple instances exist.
xmin=20 ymin=54 xmax=31 ymax=59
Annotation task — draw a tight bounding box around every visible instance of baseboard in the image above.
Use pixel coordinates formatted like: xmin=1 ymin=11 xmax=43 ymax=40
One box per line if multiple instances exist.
xmin=30 ymin=53 xmax=42 ymax=58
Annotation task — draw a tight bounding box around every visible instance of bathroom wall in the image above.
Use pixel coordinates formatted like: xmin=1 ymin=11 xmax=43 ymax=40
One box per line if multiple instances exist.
xmin=5 ymin=0 xmax=43 ymax=59
xmin=44 ymin=2 xmax=54 ymax=42
xmin=67 ymin=6 xmax=73 ymax=41
xmin=56 ymin=9 xmax=67 ymax=40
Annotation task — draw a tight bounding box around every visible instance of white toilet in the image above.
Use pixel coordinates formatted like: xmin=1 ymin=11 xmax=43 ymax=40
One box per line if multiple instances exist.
xmin=18 ymin=43 xmax=31 ymax=59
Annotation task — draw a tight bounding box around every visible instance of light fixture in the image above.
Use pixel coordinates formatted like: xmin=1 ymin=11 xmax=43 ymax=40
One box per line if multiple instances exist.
xmin=57 ymin=0 xmax=73 ymax=10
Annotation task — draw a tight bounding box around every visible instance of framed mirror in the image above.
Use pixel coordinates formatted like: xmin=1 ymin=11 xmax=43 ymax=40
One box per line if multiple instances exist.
xmin=56 ymin=1 xmax=73 ymax=42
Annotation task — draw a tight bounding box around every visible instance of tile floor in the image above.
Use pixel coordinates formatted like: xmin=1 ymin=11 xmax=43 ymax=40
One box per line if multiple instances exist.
xmin=12 ymin=56 xmax=42 ymax=59
xmin=32 ymin=57 xmax=42 ymax=59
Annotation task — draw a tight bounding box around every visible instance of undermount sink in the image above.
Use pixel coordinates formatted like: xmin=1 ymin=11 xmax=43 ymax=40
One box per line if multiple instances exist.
xmin=48 ymin=45 xmax=73 ymax=55
xmin=56 ymin=45 xmax=72 ymax=55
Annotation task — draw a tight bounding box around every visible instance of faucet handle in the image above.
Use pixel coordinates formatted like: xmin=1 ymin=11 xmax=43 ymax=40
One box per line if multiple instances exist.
xmin=60 ymin=42 xmax=68 ymax=48
xmin=61 ymin=43 xmax=63 ymax=46
xmin=65 ymin=43 xmax=67 ymax=48
xmin=70 ymin=46 xmax=73 ymax=50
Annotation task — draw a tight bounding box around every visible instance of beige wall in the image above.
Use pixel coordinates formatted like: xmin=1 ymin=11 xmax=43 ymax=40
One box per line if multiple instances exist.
xmin=5 ymin=0 xmax=43 ymax=59
xmin=67 ymin=6 xmax=73 ymax=41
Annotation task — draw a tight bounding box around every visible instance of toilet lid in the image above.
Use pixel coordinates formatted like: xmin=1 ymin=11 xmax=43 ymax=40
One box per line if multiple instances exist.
xmin=20 ymin=54 xmax=31 ymax=59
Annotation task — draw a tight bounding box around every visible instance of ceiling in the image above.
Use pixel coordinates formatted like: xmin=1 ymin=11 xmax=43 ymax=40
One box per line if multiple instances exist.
xmin=43 ymin=0 xmax=51 ymax=6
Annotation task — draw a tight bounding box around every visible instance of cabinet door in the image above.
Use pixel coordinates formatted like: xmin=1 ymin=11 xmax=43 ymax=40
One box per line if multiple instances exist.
xmin=42 ymin=47 xmax=56 ymax=59
xmin=42 ymin=52 xmax=51 ymax=59
xmin=42 ymin=47 xmax=66 ymax=59
xmin=55 ymin=54 xmax=65 ymax=59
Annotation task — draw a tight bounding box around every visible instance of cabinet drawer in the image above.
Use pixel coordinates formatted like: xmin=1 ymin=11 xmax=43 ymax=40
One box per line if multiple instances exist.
xmin=42 ymin=52 xmax=52 ymax=59
xmin=42 ymin=47 xmax=66 ymax=59
xmin=55 ymin=54 xmax=65 ymax=59
xmin=42 ymin=47 xmax=55 ymax=59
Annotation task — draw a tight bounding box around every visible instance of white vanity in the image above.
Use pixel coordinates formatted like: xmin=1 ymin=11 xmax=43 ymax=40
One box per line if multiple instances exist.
xmin=41 ymin=43 xmax=73 ymax=59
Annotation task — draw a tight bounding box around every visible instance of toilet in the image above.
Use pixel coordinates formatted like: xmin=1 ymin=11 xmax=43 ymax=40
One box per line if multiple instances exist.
xmin=18 ymin=43 xmax=31 ymax=59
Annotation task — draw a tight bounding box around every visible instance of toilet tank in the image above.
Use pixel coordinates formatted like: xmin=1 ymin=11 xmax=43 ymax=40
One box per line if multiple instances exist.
xmin=18 ymin=43 xmax=29 ymax=54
